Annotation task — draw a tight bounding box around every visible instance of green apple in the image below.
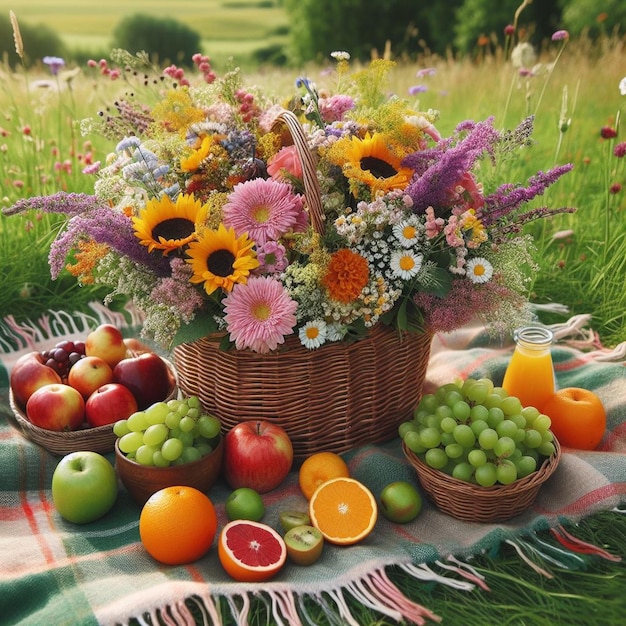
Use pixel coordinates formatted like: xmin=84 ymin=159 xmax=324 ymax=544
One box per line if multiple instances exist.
xmin=225 ymin=487 xmax=265 ymax=521
xmin=52 ymin=451 xmax=118 ymax=524
xmin=379 ymin=481 xmax=423 ymax=524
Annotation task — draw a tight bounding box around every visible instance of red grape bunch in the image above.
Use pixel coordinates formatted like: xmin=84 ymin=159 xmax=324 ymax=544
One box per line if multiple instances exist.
xmin=40 ymin=340 xmax=86 ymax=379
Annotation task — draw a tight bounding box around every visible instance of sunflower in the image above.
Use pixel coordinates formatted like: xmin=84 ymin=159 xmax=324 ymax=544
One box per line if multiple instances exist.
xmin=330 ymin=133 xmax=414 ymax=196
xmin=180 ymin=136 xmax=212 ymax=172
xmin=186 ymin=224 xmax=259 ymax=295
xmin=133 ymin=193 xmax=209 ymax=256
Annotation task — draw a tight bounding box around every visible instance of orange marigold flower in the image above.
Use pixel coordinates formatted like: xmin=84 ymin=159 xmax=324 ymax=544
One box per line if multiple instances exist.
xmin=65 ymin=240 xmax=109 ymax=284
xmin=322 ymin=248 xmax=369 ymax=303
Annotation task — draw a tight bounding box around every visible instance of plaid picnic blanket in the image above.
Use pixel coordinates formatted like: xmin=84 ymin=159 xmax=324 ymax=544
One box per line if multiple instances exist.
xmin=1 ymin=304 xmax=625 ymax=626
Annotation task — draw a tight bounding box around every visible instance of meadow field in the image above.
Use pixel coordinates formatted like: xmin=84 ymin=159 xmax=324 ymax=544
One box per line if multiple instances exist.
xmin=2 ymin=0 xmax=289 ymax=66
xmin=1 ymin=18 xmax=625 ymax=348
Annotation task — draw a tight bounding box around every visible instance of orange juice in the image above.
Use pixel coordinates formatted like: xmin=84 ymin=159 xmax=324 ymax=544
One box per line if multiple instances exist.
xmin=502 ymin=326 xmax=556 ymax=411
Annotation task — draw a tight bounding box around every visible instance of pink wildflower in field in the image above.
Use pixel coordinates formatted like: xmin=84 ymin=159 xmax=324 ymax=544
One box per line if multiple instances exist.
xmin=416 ymin=67 xmax=436 ymax=78
xmin=22 ymin=126 xmax=31 ymax=135
xmin=551 ymin=30 xmax=569 ymax=41
xmin=504 ymin=24 xmax=515 ymax=36
xmin=192 ymin=53 xmax=216 ymax=84
xmin=610 ymin=183 xmax=622 ymax=194
xmin=223 ymin=276 xmax=298 ymax=353
xmin=551 ymin=229 xmax=574 ymax=241
xmin=164 ymin=65 xmax=189 ymax=87
xmin=614 ymin=142 xmax=626 ymax=158
xmin=409 ymin=85 xmax=428 ymax=95
xmin=601 ymin=126 xmax=617 ymax=139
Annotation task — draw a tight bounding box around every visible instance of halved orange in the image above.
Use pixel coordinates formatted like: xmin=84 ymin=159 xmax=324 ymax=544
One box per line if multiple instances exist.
xmin=309 ymin=477 xmax=378 ymax=545
xmin=218 ymin=519 xmax=287 ymax=582
xmin=298 ymin=451 xmax=350 ymax=500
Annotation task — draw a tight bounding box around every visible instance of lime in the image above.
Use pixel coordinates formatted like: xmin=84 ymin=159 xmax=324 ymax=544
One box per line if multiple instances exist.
xmin=225 ymin=487 xmax=265 ymax=522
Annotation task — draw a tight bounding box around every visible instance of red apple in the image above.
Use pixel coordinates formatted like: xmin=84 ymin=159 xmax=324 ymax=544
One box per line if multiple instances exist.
xmin=223 ymin=421 xmax=294 ymax=493
xmin=26 ymin=383 xmax=85 ymax=431
xmin=10 ymin=351 xmax=63 ymax=409
xmin=67 ymin=356 xmax=114 ymax=399
xmin=85 ymin=324 xmax=128 ymax=368
xmin=85 ymin=383 xmax=139 ymax=428
xmin=113 ymin=352 xmax=173 ymax=410
xmin=123 ymin=337 xmax=154 ymax=355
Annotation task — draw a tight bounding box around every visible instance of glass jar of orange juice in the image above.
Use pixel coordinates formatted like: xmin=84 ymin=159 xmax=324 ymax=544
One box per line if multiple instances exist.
xmin=501 ymin=326 xmax=556 ymax=411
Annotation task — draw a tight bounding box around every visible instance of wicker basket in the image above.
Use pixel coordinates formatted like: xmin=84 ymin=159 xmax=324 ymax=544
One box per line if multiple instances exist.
xmin=175 ymin=325 xmax=432 ymax=460
xmin=9 ymin=359 xmax=178 ymax=456
xmin=173 ymin=109 xmax=434 ymax=460
xmin=403 ymin=439 xmax=561 ymax=522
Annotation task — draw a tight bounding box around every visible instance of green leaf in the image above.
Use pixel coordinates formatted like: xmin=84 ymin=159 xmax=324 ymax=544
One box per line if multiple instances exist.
xmin=424 ymin=267 xmax=453 ymax=298
xmin=171 ymin=313 xmax=220 ymax=348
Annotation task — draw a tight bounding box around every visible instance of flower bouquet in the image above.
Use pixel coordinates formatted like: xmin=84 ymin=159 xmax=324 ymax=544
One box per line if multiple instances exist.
xmin=5 ymin=53 xmax=575 ymax=457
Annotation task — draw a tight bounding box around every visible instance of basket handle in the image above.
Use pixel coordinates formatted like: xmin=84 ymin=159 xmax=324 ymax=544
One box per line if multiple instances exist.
xmin=271 ymin=109 xmax=325 ymax=235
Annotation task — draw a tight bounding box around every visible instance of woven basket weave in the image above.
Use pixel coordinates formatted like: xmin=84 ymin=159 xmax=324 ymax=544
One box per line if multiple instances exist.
xmin=403 ymin=438 xmax=561 ymax=522
xmin=175 ymin=325 xmax=432 ymax=460
xmin=173 ymin=109 xmax=433 ymax=459
xmin=9 ymin=358 xmax=177 ymax=456
xmin=9 ymin=389 xmax=118 ymax=456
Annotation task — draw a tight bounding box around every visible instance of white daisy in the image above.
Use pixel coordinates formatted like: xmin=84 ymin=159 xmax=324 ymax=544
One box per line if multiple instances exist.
xmin=299 ymin=320 xmax=328 ymax=349
xmin=392 ymin=217 xmax=421 ymax=247
xmin=466 ymin=257 xmax=493 ymax=284
xmin=390 ymin=250 xmax=423 ymax=279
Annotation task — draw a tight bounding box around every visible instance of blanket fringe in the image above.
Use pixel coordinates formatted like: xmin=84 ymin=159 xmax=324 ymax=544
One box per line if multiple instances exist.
xmin=0 ymin=301 xmax=142 ymax=355
xmin=550 ymin=525 xmax=623 ymax=562
xmin=113 ymin=522 xmax=623 ymax=626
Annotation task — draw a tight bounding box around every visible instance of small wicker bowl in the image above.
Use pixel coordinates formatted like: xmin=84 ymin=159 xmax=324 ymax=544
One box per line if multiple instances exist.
xmin=115 ymin=438 xmax=224 ymax=506
xmin=9 ymin=358 xmax=177 ymax=456
xmin=403 ymin=438 xmax=561 ymax=523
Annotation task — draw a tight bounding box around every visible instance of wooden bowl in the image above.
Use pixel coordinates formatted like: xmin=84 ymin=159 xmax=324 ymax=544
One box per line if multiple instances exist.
xmin=115 ymin=438 xmax=224 ymax=506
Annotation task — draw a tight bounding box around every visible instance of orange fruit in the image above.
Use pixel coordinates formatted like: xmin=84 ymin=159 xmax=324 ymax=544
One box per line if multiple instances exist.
xmin=542 ymin=387 xmax=606 ymax=450
xmin=298 ymin=451 xmax=350 ymax=500
xmin=218 ymin=519 xmax=287 ymax=582
xmin=309 ymin=477 xmax=378 ymax=545
xmin=139 ymin=486 xmax=217 ymax=565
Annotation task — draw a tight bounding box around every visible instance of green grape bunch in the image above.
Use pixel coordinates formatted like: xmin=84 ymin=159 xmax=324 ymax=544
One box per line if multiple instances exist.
xmin=114 ymin=396 xmax=222 ymax=467
xmin=400 ymin=378 xmax=557 ymax=487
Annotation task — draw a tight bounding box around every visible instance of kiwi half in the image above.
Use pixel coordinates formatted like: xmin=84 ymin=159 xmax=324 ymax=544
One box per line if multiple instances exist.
xmin=284 ymin=525 xmax=324 ymax=565
xmin=279 ymin=510 xmax=311 ymax=532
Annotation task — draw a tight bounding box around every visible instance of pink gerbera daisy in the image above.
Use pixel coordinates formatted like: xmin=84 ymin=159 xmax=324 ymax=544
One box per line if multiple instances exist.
xmin=222 ymin=178 xmax=307 ymax=246
xmin=223 ymin=276 xmax=298 ymax=353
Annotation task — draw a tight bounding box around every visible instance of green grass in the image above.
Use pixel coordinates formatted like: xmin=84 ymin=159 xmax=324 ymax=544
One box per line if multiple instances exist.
xmin=1 ymin=31 xmax=625 ymax=347
xmin=8 ymin=1 xmax=289 ymax=68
